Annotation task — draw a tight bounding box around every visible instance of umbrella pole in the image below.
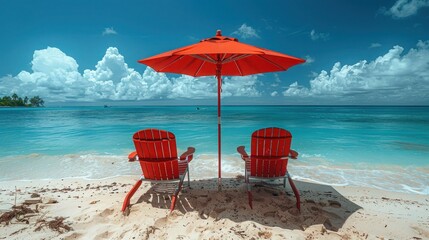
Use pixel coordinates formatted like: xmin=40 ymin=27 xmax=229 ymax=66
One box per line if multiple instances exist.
xmin=216 ymin=64 xmax=222 ymax=190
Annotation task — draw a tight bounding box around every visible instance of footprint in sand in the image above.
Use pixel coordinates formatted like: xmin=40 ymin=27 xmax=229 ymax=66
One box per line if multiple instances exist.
xmin=263 ymin=211 xmax=276 ymax=217
xmin=328 ymin=200 xmax=341 ymax=208
xmin=214 ymin=207 xmax=226 ymax=214
xmin=98 ymin=208 xmax=114 ymax=217
xmin=204 ymin=206 xmax=226 ymax=220
xmin=154 ymin=216 xmax=168 ymax=228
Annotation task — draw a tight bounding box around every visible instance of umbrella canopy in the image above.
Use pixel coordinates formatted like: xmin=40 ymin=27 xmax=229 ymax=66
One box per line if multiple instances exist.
xmin=139 ymin=30 xmax=304 ymax=77
xmin=139 ymin=30 xmax=305 ymax=187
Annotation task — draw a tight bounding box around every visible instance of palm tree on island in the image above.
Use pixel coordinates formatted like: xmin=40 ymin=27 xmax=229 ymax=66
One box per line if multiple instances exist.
xmin=0 ymin=94 xmax=44 ymax=107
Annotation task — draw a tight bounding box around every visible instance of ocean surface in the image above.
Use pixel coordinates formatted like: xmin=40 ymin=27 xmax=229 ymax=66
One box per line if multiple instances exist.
xmin=0 ymin=106 xmax=428 ymax=194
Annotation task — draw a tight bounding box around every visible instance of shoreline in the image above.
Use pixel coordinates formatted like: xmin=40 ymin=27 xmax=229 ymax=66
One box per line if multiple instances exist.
xmin=1 ymin=176 xmax=428 ymax=239
xmin=1 ymin=152 xmax=428 ymax=195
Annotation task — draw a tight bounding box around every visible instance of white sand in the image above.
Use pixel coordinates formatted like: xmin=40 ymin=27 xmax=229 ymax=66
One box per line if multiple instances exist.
xmin=1 ymin=176 xmax=428 ymax=240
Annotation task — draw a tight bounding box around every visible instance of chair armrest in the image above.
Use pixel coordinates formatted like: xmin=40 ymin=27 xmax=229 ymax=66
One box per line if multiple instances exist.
xmin=179 ymin=147 xmax=195 ymax=161
xmin=289 ymin=149 xmax=298 ymax=159
xmin=128 ymin=151 xmax=138 ymax=162
xmin=237 ymin=146 xmax=250 ymax=161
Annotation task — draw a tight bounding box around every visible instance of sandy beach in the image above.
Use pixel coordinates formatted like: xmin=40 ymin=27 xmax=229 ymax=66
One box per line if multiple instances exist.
xmin=0 ymin=176 xmax=428 ymax=240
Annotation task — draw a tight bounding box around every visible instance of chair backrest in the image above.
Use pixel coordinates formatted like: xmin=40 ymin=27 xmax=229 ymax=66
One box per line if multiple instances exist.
xmin=132 ymin=129 xmax=179 ymax=180
xmin=249 ymin=127 xmax=292 ymax=178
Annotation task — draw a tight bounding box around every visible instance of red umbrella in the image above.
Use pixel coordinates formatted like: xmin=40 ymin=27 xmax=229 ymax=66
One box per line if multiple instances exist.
xmin=138 ymin=30 xmax=305 ymax=186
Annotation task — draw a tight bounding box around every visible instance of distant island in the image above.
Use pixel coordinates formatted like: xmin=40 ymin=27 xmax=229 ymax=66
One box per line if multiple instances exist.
xmin=0 ymin=94 xmax=44 ymax=107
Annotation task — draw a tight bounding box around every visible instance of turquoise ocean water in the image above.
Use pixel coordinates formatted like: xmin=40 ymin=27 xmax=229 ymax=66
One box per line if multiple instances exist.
xmin=0 ymin=106 xmax=428 ymax=194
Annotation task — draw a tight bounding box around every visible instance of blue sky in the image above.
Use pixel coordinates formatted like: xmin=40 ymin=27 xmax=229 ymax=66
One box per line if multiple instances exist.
xmin=0 ymin=0 xmax=428 ymax=105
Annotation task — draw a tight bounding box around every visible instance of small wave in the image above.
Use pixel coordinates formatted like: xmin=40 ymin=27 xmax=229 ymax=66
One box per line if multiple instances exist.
xmin=289 ymin=155 xmax=429 ymax=195
xmin=0 ymin=152 xmax=428 ymax=195
xmin=0 ymin=153 xmax=140 ymax=181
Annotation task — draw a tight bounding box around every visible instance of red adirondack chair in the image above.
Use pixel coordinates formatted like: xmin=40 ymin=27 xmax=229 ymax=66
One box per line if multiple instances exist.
xmin=121 ymin=128 xmax=195 ymax=216
xmin=237 ymin=127 xmax=300 ymax=211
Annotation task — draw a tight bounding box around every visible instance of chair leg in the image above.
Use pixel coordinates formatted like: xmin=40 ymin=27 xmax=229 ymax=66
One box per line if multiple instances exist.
xmin=170 ymin=173 xmax=186 ymax=212
xmin=170 ymin=185 xmax=182 ymax=212
xmin=244 ymin=165 xmax=248 ymax=183
xmin=247 ymin=179 xmax=253 ymax=209
xmin=247 ymin=191 xmax=253 ymax=209
xmin=170 ymin=195 xmax=177 ymax=212
xmin=187 ymin=168 xmax=190 ymax=188
xmin=121 ymin=178 xmax=143 ymax=215
xmin=287 ymin=172 xmax=301 ymax=211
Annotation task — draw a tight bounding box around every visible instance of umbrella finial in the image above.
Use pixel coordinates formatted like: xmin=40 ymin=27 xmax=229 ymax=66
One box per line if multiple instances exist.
xmin=216 ymin=30 xmax=222 ymax=36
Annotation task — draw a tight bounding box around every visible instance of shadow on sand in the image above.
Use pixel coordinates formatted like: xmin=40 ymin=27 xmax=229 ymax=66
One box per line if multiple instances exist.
xmin=132 ymin=177 xmax=361 ymax=232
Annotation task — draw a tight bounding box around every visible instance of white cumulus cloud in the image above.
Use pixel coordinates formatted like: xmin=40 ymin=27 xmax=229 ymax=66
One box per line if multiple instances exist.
xmin=223 ymin=75 xmax=261 ymax=97
xmin=0 ymin=47 xmax=262 ymax=103
xmin=233 ymin=24 xmax=260 ymax=39
xmin=11 ymin=47 xmax=84 ymax=101
xmin=283 ymin=40 xmax=429 ymax=104
xmin=102 ymin=27 xmax=117 ymax=35
xmin=385 ymin=0 xmax=429 ymax=18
